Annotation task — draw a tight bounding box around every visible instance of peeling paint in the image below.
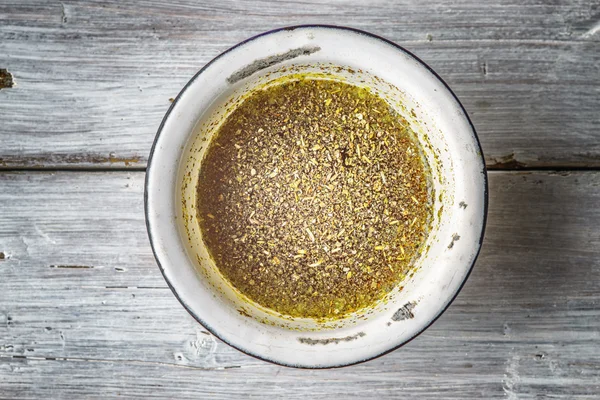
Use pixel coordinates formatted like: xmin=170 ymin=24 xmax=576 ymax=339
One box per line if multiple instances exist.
xmin=579 ymin=20 xmax=600 ymax=39
xmin=298 ymin=331 xmax=365 ymax=345
xmin=489 ymin=153 xmax=526 ymax=169
xmin=60 ymin=2 xmax=68 ymax=24
xmin=502 ymin=353 xmax=521 ymax=399
xmin=227 ymin=46 xmax=321 ymax=84
xmin=548 ymin=171 xmax=571 ymax=176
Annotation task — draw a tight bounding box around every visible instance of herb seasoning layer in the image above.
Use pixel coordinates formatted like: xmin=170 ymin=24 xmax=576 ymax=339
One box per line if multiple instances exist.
xmin=197 ymin=77 xmax=432 ymax=319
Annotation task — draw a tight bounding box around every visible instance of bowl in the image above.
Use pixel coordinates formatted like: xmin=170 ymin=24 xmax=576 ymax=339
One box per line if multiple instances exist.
xmin=145 ymin=25 xmax=487 ymax=368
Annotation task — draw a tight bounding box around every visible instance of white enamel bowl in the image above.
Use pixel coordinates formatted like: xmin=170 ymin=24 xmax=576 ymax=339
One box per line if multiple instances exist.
xmin=145 ymin=25 xmax=487 ymax=368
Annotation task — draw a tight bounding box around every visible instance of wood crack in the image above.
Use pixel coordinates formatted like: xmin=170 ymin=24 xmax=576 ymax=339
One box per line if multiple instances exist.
xmin=1 ymin=354 xmax=243 ymax=371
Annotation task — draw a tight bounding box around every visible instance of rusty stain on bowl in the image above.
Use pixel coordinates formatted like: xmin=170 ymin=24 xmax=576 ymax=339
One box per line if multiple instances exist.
xmin=227 ymin=46 xmax=321 ymax=84
xmin=448 ymin=233 xmax=461 ymax=249
xmin=298 ymin=331 xmax=366 ymax=345
xmin=391 ymin=301 xmax=417 ymax=321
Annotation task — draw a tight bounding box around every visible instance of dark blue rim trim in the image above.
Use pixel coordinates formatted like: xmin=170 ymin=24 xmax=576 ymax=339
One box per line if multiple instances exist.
xmin=144 ymin=24 xmax=489 ymax=369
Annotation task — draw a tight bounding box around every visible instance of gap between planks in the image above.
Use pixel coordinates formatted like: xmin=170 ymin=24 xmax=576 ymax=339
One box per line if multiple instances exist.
xmin=1 ymin=355 xmax=242 ymax=371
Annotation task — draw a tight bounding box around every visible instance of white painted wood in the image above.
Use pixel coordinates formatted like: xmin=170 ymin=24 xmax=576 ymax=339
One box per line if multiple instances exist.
xmin=0 ymin=0 xmax=599 ymax=168
xmin=1 ymin=171 xmax=599 ymax=398
xmin=1 ymin=0 xmax=599 ymax=396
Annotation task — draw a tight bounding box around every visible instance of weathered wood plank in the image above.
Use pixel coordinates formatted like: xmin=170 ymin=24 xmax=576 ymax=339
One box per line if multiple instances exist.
xmin=3 ymin=0 xmax=599 ymax=43
xmin=0 ymin=0 xmax=599 ymax=169
xmin=0 ymin=172 xmax=156 ymax=287
xmin=0 ymin=171 xmax=599 ymax=398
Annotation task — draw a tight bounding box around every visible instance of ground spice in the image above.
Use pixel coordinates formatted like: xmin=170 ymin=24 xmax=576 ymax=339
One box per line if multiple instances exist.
xmin=197 ymin=77 xmax=432 ymax=319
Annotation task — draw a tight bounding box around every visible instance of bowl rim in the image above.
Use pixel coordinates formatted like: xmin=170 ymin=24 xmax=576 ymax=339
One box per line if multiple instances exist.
xmin=145 ymin=24 xmax=489 ymax=369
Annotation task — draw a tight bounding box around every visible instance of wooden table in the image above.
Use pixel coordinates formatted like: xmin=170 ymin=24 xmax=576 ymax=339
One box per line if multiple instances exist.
xmin=1 ymin=1 xmax=599 ymax=398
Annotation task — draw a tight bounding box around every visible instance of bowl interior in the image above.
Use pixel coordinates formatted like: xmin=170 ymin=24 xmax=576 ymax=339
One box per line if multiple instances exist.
xmin=146 ymin=26 xmax=486 ymax=368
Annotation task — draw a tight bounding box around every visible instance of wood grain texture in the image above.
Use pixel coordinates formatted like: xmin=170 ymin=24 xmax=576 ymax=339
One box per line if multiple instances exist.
xmin=1 ymin=171 xmax=599 ymax=398
xmin=1 ymin=1 xmax=599 ymax=398
xmin=0 ymin=0 xmax=599 ymax=169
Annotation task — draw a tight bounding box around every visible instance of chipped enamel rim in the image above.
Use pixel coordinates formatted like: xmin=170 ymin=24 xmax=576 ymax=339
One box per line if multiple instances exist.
xmin=145 ymin=25 xmax=488 ymax=368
